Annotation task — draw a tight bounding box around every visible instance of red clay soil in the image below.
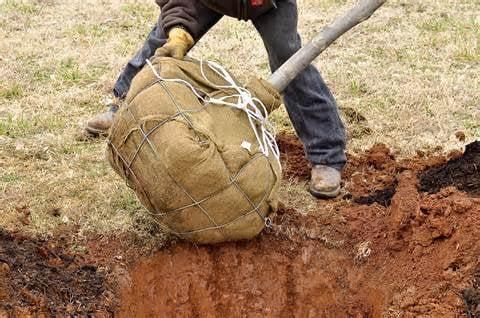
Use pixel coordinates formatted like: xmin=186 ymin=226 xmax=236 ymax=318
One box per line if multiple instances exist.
xmin=2 ymin=135 xmax=479 ymax=317
xmin=277 ymin=132 xmax=311 ymax=180
xmin=116 ymin=136 xmax=480 ymax=317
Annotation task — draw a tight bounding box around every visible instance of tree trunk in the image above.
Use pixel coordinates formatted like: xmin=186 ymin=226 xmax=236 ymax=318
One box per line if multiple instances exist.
xmin=268 ymin=0 xmax=387 ymax=92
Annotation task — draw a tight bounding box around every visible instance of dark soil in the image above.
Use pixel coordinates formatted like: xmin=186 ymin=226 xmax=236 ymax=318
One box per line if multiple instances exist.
xmin=353 ymin=179 xmax=398 ymax=207
xmin=462 ymin=269 xmax=480 ymax=318
xmin=420 ymin=141 xmax=480 ymax=196
xmin=0 ymin=229 xmax=115 ymax=317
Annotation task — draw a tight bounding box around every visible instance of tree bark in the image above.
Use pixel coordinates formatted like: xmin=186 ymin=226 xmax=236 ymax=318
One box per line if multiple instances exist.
xmin=268 ymin=0 xmax=387 ymax=92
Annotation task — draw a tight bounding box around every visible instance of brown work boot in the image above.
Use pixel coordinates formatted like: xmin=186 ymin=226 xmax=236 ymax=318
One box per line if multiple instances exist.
xmin=85 ymin=104 xmax=118 ymax=137
xmin=309 ymin=165 xmax=341 ymax=199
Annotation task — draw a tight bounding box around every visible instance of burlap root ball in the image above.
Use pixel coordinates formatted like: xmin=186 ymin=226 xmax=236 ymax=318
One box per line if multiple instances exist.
xmin=107 ymin=57 xmax=282 ymax=244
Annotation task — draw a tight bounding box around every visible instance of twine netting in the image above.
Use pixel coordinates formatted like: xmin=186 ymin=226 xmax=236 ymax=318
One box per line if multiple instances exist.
xmin=107 ymin=57 xmax=282 ymax=244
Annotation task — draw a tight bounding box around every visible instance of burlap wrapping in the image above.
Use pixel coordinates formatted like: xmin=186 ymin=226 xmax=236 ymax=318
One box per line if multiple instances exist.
xmin=107 ymin=57 xmax=282 ymax=244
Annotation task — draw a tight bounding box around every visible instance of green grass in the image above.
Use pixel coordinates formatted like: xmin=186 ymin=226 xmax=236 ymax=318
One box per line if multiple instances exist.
xmin=0 ymin=114 xmax=65 ymax=138
xmin=454 ymin=111 xmax=480 ymax=137
xmin=32 ymin=67 xmax=52 ymax=83
xmin=58 ymin=58 xmax=83 ymax=84
xmin=71 ymin=23 xmax=111 ymax=39
xmin=1 ymin=173 xmax=23 ymax=183
xmin=454 ymin=46 xmax=480 ymax=62
xmin=0 ymin=83 xmax=23 ymax=100
xmin=111 ymin=187 xmax=145 ymax=214
xmin=55 ymin=58 xmax=109 ymax=86
xmin=348 ymin=79 xmax=369 ymax=97
xmin=418 ymin=16 xmax=452 ymax=32
xmin=416 ymin=14 xmax=479 ymax=64
xmin=0 ymin=0 xmax=40 ymax=15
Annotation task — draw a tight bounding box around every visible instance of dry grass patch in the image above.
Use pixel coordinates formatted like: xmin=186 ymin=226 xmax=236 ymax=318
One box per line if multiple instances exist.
xmin=0 ymin=0 xmax=478 ymax=246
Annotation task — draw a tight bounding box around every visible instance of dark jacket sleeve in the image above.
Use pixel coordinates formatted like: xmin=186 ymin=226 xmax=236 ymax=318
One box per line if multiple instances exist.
xmin=155 ymin=0 xmax=213 ymax=40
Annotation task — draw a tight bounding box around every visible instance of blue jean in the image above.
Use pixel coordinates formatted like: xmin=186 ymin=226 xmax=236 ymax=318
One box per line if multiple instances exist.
xmin=113 ymin=0 xmax=346 ymax=170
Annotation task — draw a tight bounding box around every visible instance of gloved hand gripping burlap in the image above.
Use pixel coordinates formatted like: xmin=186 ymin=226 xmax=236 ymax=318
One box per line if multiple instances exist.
xmin=245 ymin=77 xmax=282 ymax=114
xmin=155 ymin=28 xmax=194 ymax=59
xmin=107 ymin=57 xmax=282 ymax=244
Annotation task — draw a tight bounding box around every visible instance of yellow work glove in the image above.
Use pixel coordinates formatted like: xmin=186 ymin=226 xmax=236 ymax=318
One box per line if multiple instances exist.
xmin=155 ymin=27 xmax=194 ymax=59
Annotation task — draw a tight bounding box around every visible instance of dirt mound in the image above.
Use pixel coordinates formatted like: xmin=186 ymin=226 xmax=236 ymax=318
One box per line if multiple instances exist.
xmin=0 ymin=230 xmax=115 ymax=317
xmin=276 ymin=133 xmax=408 ymax=200
xmin=420 ymin=141 xmax=480 ymax=196
xmin=116 ymin=137 xmax=480 ymax=317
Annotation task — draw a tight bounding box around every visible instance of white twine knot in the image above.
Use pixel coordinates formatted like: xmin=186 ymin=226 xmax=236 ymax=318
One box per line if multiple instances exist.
xmin=146 ymin=58 xmax=280 ymax=162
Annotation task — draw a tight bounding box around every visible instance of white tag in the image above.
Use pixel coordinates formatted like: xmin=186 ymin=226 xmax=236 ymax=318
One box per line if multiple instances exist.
xmin=241 ymin=141 xmax=252 ymax=151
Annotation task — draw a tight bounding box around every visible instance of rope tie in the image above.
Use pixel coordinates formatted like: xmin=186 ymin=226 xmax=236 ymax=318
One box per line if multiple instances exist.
xmin=146 ymin=58 xmax=280 ymax=162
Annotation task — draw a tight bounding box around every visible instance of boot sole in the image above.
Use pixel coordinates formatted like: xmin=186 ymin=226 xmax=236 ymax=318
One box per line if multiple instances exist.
xmin=308 ymin=186 xmax=341 ymax=199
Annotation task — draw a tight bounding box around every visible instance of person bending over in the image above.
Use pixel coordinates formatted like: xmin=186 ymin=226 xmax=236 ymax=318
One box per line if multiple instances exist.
xmin=85 ymin=0 xmax=347 ymax=199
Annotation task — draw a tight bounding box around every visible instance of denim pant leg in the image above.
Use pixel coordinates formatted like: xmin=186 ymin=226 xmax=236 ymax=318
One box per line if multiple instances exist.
xmin=113 ymin=22 xmax=165 ymax=99
xmin=252 ymin=0 xmax=347 ymax=170
xmin=113 ymin=12 xmax=222 ymax=99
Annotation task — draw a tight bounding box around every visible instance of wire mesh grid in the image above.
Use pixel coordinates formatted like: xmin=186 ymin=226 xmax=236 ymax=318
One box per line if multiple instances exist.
xmin=107 ymin=63 xmax=278 ymax=241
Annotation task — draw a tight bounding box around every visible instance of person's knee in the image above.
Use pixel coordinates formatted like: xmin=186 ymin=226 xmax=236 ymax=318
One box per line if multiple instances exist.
xmin=265 ymin=33 xmax=301 ymax=65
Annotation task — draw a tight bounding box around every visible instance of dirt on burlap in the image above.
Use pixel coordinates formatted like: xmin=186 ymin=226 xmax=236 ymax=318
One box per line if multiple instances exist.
xmin=116 ymin=136 xmax=480 ymax=317
xmin=0 ymin=229 xmax=116 ymax=317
